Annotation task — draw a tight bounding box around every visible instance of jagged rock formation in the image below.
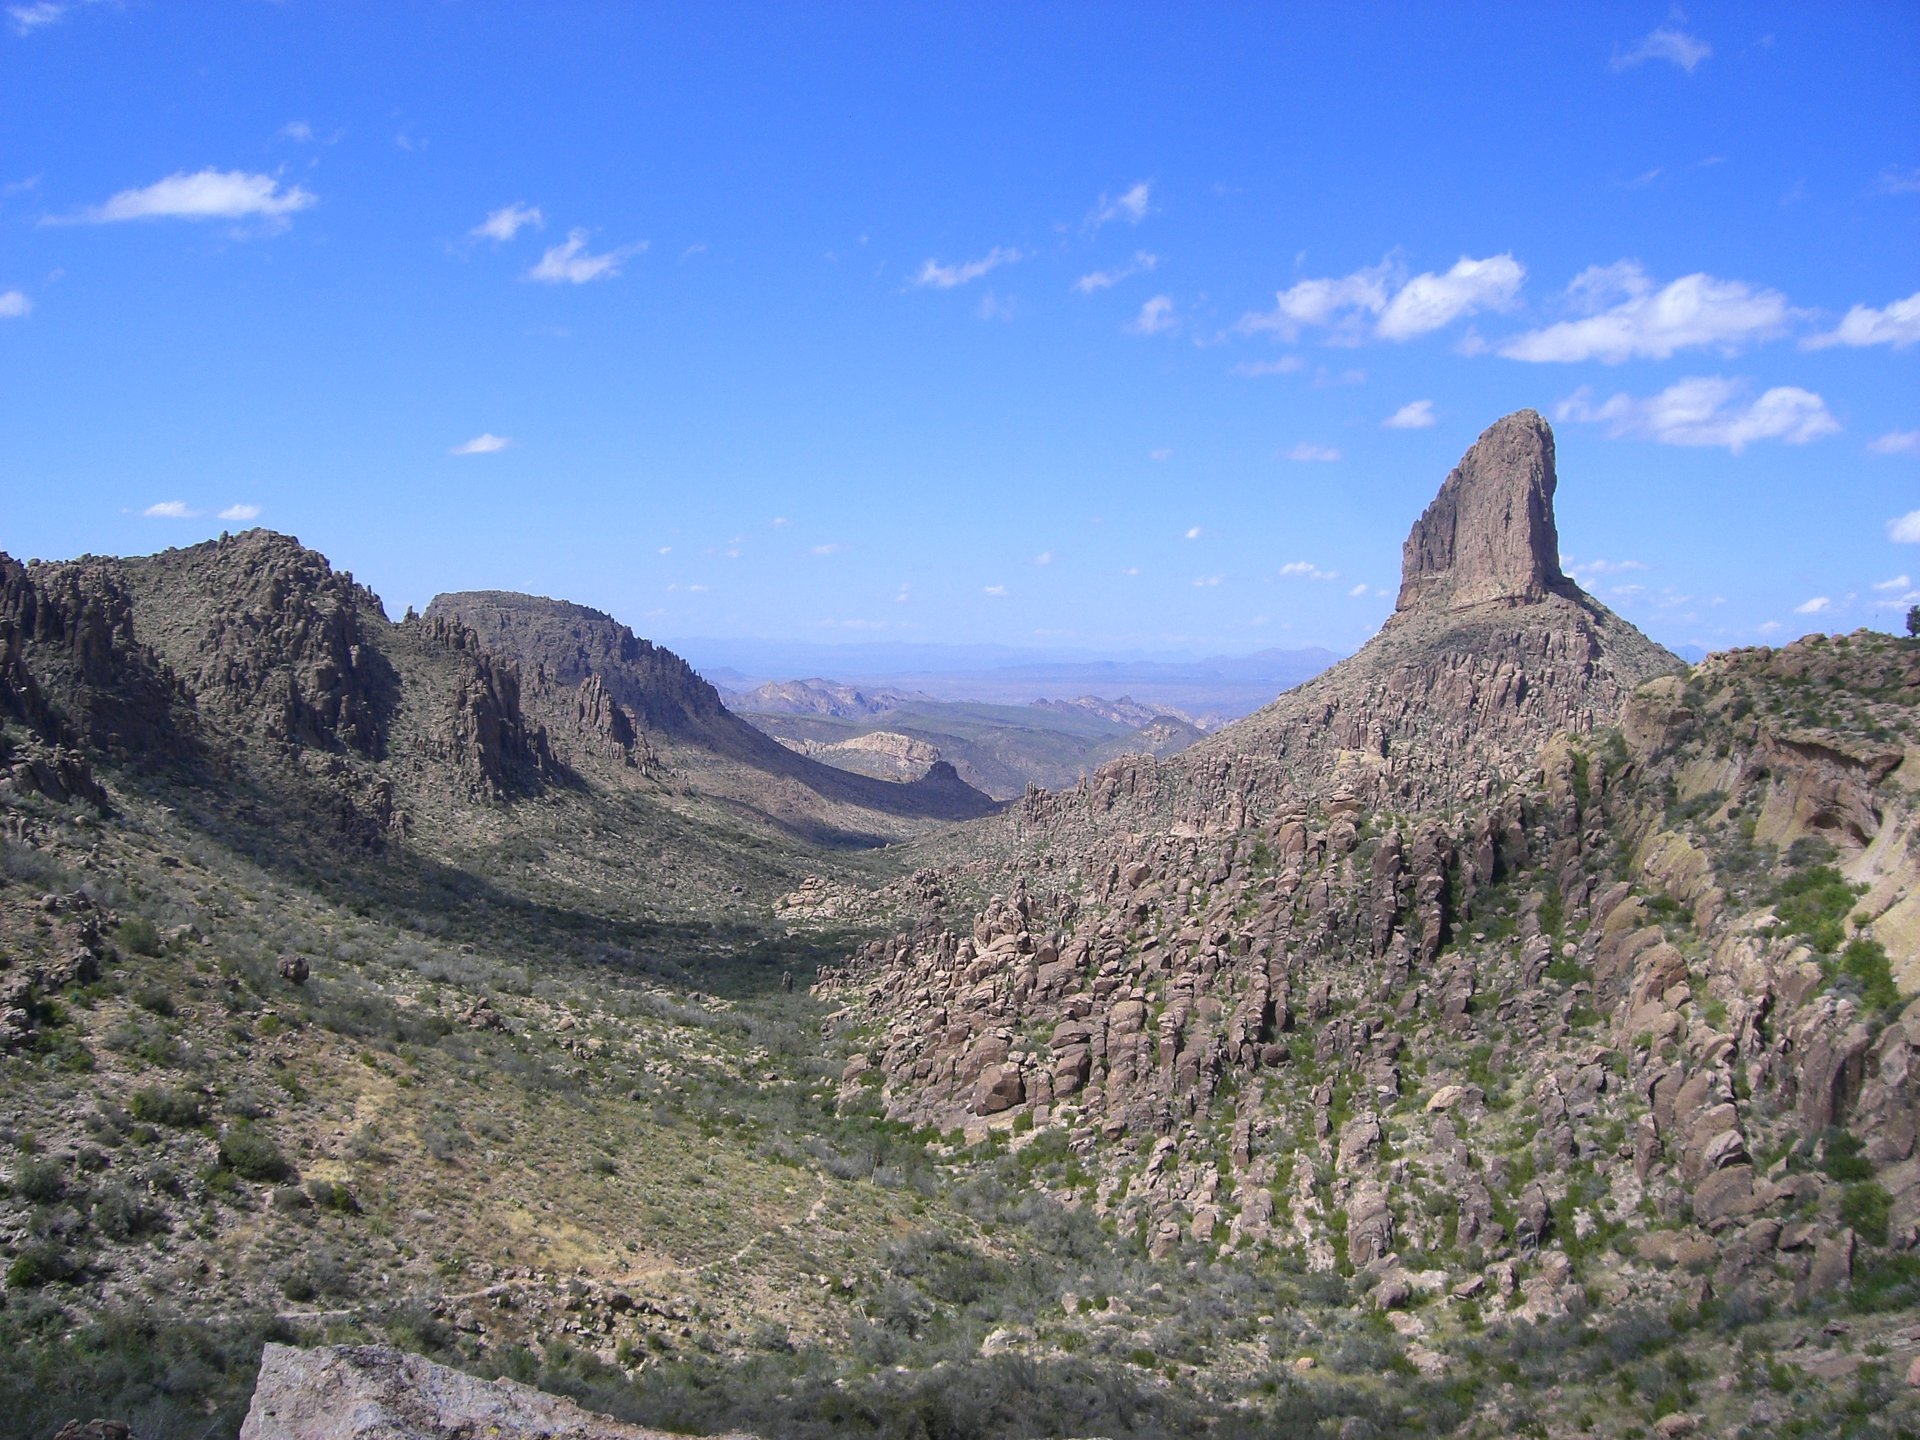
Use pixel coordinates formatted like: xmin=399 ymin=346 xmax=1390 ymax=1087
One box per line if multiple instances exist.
xmin=240 ymin=1343 xmax=746 ymax=1439
xmin=821 ymin=414 xmax=1916 ymax=1326
xmin=427 ymin=591 xmax=997 ymax=827
xmin=1395 ymin=409 xmax=1573 ymax=613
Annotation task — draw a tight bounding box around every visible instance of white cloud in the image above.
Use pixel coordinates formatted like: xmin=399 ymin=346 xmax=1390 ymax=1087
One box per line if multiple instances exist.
xmin=1757 ymin=620 xmax=1783 ymax=635
xmin=975 ymin=290 xmax=1016 ymax=322
xmin=1192 ymin=575 xmax=1222 ymax=587
xmin=1233 ymin=357 xmax=1305 ymax=376
xmin=1888 ymin=511 xmax=1920 ymax=543
xmin=143 ymin=501 xmax=197 ymax=519
xmin=1878 ymin=167 xmax=1920 ymax=196
xmin=451 ymin=433 xmax=512 ymax=455
xmin=278 ymin=121 xmax=314 ymax=144
xmin=983 ymin=584 xmax=1008 ymax=597
xmin=1795 ymin=596 xmax=1831 ymax=615
xmin=1122 ymin=566 xmax=1141 ymax=577
xmin=1239 ymin=261 xmax=1392 ymax=340
xmin=811 ymin=542 xmax=848 ymax=556
xmin=67 ymin=169 xmax=316 ymax=224
xmin=1031 ymin=551 xmax=1053 ymax=565
xmin=1872 ymin=430 xmax=1920 ymax=456
xmin=1557 ymin=376 xmax=1839 ymax=453
xmin=472 ymin=203 xmax=543 ymax=243
xmin=1241 ymin=255 xmax=1521 ymax=342
xmin=0 ymin=289 xmax=29 ymax=318
xmin=911 ymin=246 xmax=1019 ymax=289
xmin=1611 ymin=26 xmax=1711 ymax=73
xmin=1804 ymin=290 xmax=1920 ymax=350
xmin=9 ymin=2 xmax=71 ymax=35
xmin=1873 ymin=575 xmax=1912 ymax=592
xmin=1286 ymin=443 xmax=1341 ymax=462
xmin=1184 ymin=526 xmax=1203 ymax=540
xmin=218 ymin=504 xmax=260 ymax=522
xmin=1375 ymin=255 xmax=1525 ymax=340
xmin=1148 ymin=447 xmax=1173 ymax=461
xmin=1073 ymin=251 xmax=1157 ymax=294
xmin=1279 ymin=561 xmax=1338 ymax=580
xmin=1090 ymin=182 xmax=1151 ymax=228
xmin=528 ymin=229 xmax=643 ymax=284
xmin=1126 ymin=294 xmax=1176 ymax=335
xmin=1348 ymin=582 xmax=1369 ymax=597
xmin=1500 ymin=265 xmax=1790 ymax=363
xmin=1383 ymin=399 xmax=1435 ymax=429
xmin=1563 ymin=557 xmax=1649 ymax=583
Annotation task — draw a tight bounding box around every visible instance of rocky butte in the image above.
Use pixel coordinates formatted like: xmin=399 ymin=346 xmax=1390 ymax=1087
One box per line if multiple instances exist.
xmin=822 ymin=408 xmax=1920 ymax=1342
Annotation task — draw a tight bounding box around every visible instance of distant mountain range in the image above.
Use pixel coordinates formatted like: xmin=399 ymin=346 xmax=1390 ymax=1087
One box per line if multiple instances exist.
xmin=675 ymin=639 xmax=1343 ymax=719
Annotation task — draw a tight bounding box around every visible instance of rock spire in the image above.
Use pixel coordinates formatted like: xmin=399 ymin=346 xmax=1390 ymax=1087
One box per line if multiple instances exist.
xmin=1394 ymin=409 xmax=1573 ymax=615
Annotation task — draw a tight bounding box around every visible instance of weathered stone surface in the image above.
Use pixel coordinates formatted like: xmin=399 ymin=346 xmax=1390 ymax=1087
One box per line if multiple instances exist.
xmin=239 ymin=1343 xmax=744 ymax=1439
xmin=1395 ymin=410 xmax=1571 ymax=615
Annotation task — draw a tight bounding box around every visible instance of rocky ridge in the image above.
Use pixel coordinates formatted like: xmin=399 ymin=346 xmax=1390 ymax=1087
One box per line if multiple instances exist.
xmin=820 ymin=413 xmax=1919 ymax=1360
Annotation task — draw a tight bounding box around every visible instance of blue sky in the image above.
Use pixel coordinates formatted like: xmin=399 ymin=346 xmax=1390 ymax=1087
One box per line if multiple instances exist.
xmin=2 ymin=3 xmax=1916 ymax=662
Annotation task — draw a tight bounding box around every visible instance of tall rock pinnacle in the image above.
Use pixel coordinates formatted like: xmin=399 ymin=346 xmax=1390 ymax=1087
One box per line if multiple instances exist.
xmin=1394 ymin=409 xmax=1573 ymax=615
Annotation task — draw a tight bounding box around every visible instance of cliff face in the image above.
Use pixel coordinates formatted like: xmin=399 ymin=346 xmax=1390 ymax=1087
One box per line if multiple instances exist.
xmin=427 ymin=591 xmax=998 ymax=827
xmin=820 ymin=413 xmax=1915 ymax=1324
xmin=1394 ymin=409 xmax=1573 ymax=614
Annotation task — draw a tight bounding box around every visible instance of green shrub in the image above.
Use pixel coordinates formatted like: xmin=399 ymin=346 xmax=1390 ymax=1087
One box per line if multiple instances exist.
xmin=5 ymin=1242 xmax=75 ymax=1288
xmin=9 ymin=1157 xmax=65 ymax=1204
xmin=1823 ymin=1131 xmax=1873 ymax=1183
xmin=1839 ymin=937 xmax=1901 ymax=1014
xmin=218 ymin=1123 xmax=292 ymax=1183
xmin=113 ymin=917 xmax=162 ymax=957
xmin=1772 ymin=866 xmax=1865 ymax=954
xmin=1841 ymin=1182 xmax=1893 ymax=1247
xmin=129 ymin=1086 xmax=203 ymax=1127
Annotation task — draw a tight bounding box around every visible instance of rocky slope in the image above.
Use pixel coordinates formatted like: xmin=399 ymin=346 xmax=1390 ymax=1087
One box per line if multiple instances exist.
xmin=425 ymin=592 xmax=997 ymax=834
xmin=818 ymin=413 xmax=1920 ymax=1430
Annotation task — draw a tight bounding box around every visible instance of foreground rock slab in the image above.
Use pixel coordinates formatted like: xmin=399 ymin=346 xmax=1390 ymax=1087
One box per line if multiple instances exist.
xmin=241 ymin=1344 xmax=752 ymax=1440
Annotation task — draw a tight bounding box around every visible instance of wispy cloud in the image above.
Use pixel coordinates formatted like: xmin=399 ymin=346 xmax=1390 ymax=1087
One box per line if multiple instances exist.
xmin=1795 ymin=596 xmax=1830 ymax=615
xmin=1278 ymin=561 xmax=1338 ymax=580
xmin=1558 ymin=376 xmax=1839 ymax=453
xmin=983 ymin=584 xmax=1008 ymax=597
xmin=1148 ymin=447 xmax=1173 ymax=461
xmin=1240 ymin=254 xmax=1522 ymax=342
xmin=58 ymin=169 xmax=316 ymax=226
xmin=1383 ymin=399 xmax=1435 ymax=429
xmin=1031 ymin=551 xmax=1053 ymax=566
xmin=1889 ymin=511 xmax=1920 ymax=543
xmin=811 ymin=542 xmax=848 ymax=556
xmin=1192 ymin=575 xmax=1222 ymax=587
xmin=1873 ymin=575 xmax=1912 ymax=593
xmin=1233 ymin=357 xmax=1305 ymax=377
xmin=451 ymin=433 xmax=512 ymax=455
xmin=143 ymin=501 xmax=197 ymax=519
xmin=1073 ymin=251 xmax=1158 ymax=294
xmin=278 ymin=121 xmax=315 ymax=144
xmin=1877 ymin=167 xmax=1920 ymax=196
xmin=1184 ymin=526 xmax=1203 ymax=540
xmin=1563 ymin=557 xmax=1649 ymax=583
xmin=1126 ymin=294 xmax=1176 ymax=335
xmin=528 ymin=229 xmax=643 ymax=283
xmin=1286 ymin=443 xmax=1341 ymax=462
xmin=1610 ymin=25 xmax=1711 ymax=73
xmin=1871 ymin=429 xmax=1920 ymax=456
xmin=1348 ymin=582 xmax=1370 ymax=598
xmin=472 ymin=203 xmax=543 ymax=243
xmin=219 ymin=504 xmax=261 ymax=522
xmin=0 ymin=289 xmax=29 ymax=318
xmin=1376 ymin=255 xmax=1525 ymax=340
xmin=1500 ymin=264 xmax=1790 ymax=363
xmin=8 ymin=1 xmax=82 ymax=36
xmin=1089 ymin=181 xmax=1151 ymax=229
xmin=911 ymin=246 xmax=1019 ymax=289
xmin=1803 ymin=290 xmax=1920 ymax=350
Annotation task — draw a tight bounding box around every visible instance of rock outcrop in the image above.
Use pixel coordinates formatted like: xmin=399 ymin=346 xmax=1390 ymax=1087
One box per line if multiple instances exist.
xmin=1394 ymin=409 xmax=1573 ymax=615
xmin=239 ymin=1343 xmax=748 ymax=1440
xmin=820 ymin=411 xmax=1916 ymax=1329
